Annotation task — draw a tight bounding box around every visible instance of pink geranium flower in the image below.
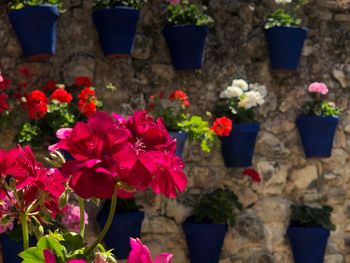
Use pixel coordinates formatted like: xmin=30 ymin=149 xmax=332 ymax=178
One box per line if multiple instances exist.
xmin=128 ymin=238 xmax=173 ymax=263
xmin=308 ymin=82 xmax=329 ymax=95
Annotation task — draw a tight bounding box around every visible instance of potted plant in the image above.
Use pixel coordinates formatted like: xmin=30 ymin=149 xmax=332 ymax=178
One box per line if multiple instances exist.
xmin=287 ymin=205 xmax=335 ymax=263
xmin=97 ymin=198 xmax=145 ymax=260
xmin=92 ymin=0 xmax=147 ymax=58
xmin=163 ymin=0 xmax=214 ymax=70
xmin=265 ymin=0 xmax=309 ymax=71
xmin=0 ymin=109 xmax=186 ymax=262
xmin=183 ymin=189 xmax=242 ymax=263
xmin=16 ymin=76 xmax=102 ymax=150
xmin=296 ymin=82 xmax=341 ymax=158
xmin=147 ymin=90 xmax=232 ymax=157
xmin=215 ymin=79 xmax=266 ymax=167
xmin=7 ymin=0 xmax=62 ymax=61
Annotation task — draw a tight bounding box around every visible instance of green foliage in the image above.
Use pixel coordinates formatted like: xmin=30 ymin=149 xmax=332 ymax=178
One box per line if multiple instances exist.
xmin=166 ymin=1 xmax=214 ymax=26
xmin=8 ymin=0 xmax=63 ymax=10
xmin=290 ymin=205 xmax=336 ymax=231
xmin=92 ymin=0 xmax=147 ymax=10
xmin=177 ymin=114 xmax=218 ymax=153
xmin=17 ymin=122 xmax=40 ymax=145
xmin=17 ymin=102 xmax=75 ymax=148
xmin=214 ymin=101 xmax=256 ymax=124
xmin=265 ymin=0 xmax=309 ymax=29
xmin=303 ymin=100 xmax=341 ymax=117
xmin=20 ymin=231 xmax=116 ymax=263
xmin=193 ymin=189 xmax=243 ymax=227
xmin=265 ymin=8 xmax=301 ymax=29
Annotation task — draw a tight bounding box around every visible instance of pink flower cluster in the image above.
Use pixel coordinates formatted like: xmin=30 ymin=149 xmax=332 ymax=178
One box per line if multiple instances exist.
xmin=128 ymin=238 xmax=173 ymax=263
xmin=60 ymin=204 xmax=88 ymax=233
xmin=308 ymin=82 xmax=329 ymax=95
xmin=50 ymin=111 xmax=187 ymax=199
xmin=0 ymin=195 xmax=15 ymax=234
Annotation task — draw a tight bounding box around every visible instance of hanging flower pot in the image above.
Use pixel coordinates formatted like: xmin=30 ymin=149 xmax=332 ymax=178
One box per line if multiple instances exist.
xmin=221 ymin=123 xmax=260 ymax=168
xmin=296 ymin=115 xmax=338 ymax=158
xmin=265 ymin=26 xmax=308 ymax=71
xmin=0 ymin=234 xmax=35 ymax=263
xmin=169 ymin=131 xmax=188 ymax=157
xmin=93 ymin=6 xmax=140 ymax=58
xmin=182 ymin=217 xmax=228 ymax=263
xmin=9 ymin=5 xmax=59 ymax=61
xmin=287 ymin=226 xmax=330 ymax=263
xmin=97 ymin=209 xmax=145 ymax=260
xmin=163 ymin=25 xmax=208 ymax=70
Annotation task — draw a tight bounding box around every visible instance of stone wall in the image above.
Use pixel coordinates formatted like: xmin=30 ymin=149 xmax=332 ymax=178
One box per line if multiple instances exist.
xmin=1 ymin=0 xmax=350 ymax=262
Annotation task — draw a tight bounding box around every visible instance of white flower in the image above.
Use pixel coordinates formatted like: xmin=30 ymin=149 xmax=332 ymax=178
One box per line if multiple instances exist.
xmin=220 ymin=85 xmax=243 ymax=99
xmin=275 ymin=0 xmax=292 ymax=4
xmin=238 ymin=91 xmax=265 ymax=109
xmin=232 ymin=79 xmax=249 ymax=91
xmin=249 ymin=83 xmax=268 ymax=97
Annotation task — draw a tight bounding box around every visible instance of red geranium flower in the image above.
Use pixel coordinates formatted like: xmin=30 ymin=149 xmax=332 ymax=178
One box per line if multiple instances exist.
xmin=26 ymin=90 xmax=48 ymax=119
xmin=243 ymin=168 xmax=261 ymax=183
xmin=43 ymin=80 xmax=57 ymax=91
xmin=19 ymin=66 xmax=31 ymax=78
xmin=51 ymin=112 xmax=131 ymax=199
xmin=0 ymin=93 xmax=9 ymax=114
xmin=169 ymin=90 xmax=190 ymax=108
xmin=75 ymin=76 xmax=92 ymax=87
xmin=211 ymin=117 xmax=233 ymax=136
xmin=78 ymin=87 xmax=97 ymax=116
xmin=0 ymin=77 xmax=11 ymax=90
xmin=51 ymin=88 xmax=73 ymax=104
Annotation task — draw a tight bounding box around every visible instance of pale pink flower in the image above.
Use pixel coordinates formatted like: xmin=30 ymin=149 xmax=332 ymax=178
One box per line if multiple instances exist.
xmin=308 ymin=82 xmax=329 ymax=95
xmin=61 ymin=204 xmax=88 ymax=233
xmin=128 ymin=238 xmax=173 ymax=263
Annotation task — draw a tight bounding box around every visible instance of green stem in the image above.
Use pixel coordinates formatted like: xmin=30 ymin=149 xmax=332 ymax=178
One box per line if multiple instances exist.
xmin=86 ymin=186 xmax=118 ymax=254
xmin=78 ymin=197 xmax=85 ymax=238
xmin=20 ymin=213 xmax=29 ymax=250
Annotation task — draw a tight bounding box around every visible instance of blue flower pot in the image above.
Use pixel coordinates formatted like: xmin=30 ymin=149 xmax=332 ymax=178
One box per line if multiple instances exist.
xmin=296 ymin=115 xmax=339 ymax=158
xmin=182 ymin=217 xmax=228 ymax=263
xmin=9 ymin=5 xmax=59 ymax=61
xmin=0 ymin=234 xmax=35 ymax=263
xmin=221 ymin=123 xmax=260 ymax=168
xmin=265 ymin=26 xmax=308 ymax=71
xmin=169 ymin=131 xmax=188 ymax=157
xmin=97 ymin=211 xmax=144 ymax=260
xmin=93 ymin=6 xmax=140 ymax=58
xmin=287 ymin=226 xmax=330 ymax=263
xmin=163 ymin=25 xmax=208 ymax=70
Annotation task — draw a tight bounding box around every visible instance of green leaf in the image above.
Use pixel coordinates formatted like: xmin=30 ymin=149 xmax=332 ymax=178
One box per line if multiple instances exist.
xmin=37 ymin=236 xmax=66 ymax=261
xmin=19 ymin=247 xmax=45 ymax=263
xmin=60 ymin=232 xmax=86 ymax=253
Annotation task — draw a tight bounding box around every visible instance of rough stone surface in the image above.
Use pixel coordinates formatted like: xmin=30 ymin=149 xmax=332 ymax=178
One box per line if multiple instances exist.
xmin=0 ymin=0 xmax=350 ymax=262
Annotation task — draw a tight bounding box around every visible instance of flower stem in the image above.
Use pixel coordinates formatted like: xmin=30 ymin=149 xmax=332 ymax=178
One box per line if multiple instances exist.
xmin=86 ymin=185 xmax=118 ymax=254
xmin=78 ymin=197 xmax=85 ymax=238
xmin=20 ymin=213 xmax=29 ymax=250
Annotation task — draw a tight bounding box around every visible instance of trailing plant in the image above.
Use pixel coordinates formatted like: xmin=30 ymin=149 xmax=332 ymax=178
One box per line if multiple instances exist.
xmin=265 ymin=0 xmax=309 ymax=29
xmin=92 ymin=0 xmax=147 ymax=10
xmin=215 ymin=79 xmax=267 ymax=124
xmin=193 ymin=188 xmax=243 ymax=227
xmin=165 ymin=0 xmax=214 ymax=26
xmin=7 ymin=0 xmax=63 ymax=10
xmin=290 ymin=205 xmax=336 ymax=231
xmin=147 ymin=90 xmax=232 ymax=152
xmin=302 ymin=82 xmax=341 ymax=117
